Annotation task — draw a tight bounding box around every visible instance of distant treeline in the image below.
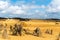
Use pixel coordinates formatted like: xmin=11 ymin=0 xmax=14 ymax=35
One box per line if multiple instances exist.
xmin=0 ymin=17 xmax=60 ymax=22
xmin=0 ymin=17 xmax=30 ymax=21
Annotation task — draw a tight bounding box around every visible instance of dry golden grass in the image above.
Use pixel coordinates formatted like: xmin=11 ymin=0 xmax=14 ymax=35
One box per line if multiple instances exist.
xmin=0 ymin=19 xmax=60 ymax=40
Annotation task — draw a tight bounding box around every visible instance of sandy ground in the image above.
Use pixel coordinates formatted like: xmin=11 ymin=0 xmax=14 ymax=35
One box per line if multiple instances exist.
xmin=0 ymin=19 xmax=60 ymax=40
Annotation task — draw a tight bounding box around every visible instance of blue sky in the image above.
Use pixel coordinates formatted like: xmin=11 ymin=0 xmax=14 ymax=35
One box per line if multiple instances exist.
xmin=0 ymin=0 xmax=60 ymax=19
xmin=10 ymin=0 xmax=51 ymax=5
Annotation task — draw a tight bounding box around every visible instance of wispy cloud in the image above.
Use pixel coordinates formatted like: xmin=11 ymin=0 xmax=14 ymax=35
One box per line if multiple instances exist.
xmin=47 ymin=0 xmax=60 ymax=12
xmin=0 ymin=0 xmax=60 ymax=19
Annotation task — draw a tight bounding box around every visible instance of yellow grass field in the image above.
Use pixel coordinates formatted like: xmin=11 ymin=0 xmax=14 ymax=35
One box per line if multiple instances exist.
xmin=0 ymin=19 xmax=60 ymax=40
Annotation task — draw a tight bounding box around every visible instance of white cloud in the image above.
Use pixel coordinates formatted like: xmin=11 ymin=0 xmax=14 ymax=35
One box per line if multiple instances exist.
xmin=0 ymin=1 xmax=9 ymax=10
xmin=50 ymin=0 xmax=60 ymax=6
xmin=1 ymin=10 xmax=6 ymax=13
xmin=22 ymin=5 xmax=41 ymax=10
xmin=46 ymin=0 xmax=60 ymax=13
xmin=6 ymin=5 xmax=26 ymax=14
xmin=35 ymin=10 xmax=40 ymax=13
xmin=0 ymin=0 xmax=46 ymax=15
xmin=6 ymin=6 xmax=29 ymax=15
xmin=41 ymin=5 xmax=46 ymax=8
xmin=46 ymin=6 xmax=57 ymax=12
xmin=0 ymin=0 xmax=52 ymax=19
xmin=3 ymin=5 xmax=45 ymax=15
